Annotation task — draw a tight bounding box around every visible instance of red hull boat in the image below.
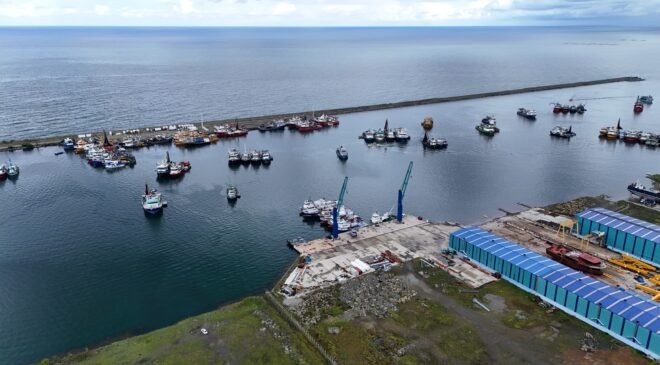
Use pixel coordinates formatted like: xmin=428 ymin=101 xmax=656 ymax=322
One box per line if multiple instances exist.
xmin=546 ymin=245 xmax=604 ymax=275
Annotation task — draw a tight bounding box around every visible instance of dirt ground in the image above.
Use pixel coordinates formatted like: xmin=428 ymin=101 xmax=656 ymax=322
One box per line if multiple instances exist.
xmin=297 ymin=260 xmax=653 ymax=365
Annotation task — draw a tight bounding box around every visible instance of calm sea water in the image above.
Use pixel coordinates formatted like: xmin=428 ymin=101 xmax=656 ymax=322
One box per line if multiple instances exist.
xmin=1 ymin=27 xmax=660 ymax=364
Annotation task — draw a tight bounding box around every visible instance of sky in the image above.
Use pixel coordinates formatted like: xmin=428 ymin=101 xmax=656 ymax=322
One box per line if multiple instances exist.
xmin=0 ymin=0 xmax=659 ymax=26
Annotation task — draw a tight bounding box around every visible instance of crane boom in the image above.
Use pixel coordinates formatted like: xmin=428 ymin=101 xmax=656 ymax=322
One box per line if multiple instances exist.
xmin=332 ymin=176 xmax=349 ymax=239
xmin=400 ymin=161 xmax=413 ymax=198
xmin=397 ymin=162 xmax=413 ymax=223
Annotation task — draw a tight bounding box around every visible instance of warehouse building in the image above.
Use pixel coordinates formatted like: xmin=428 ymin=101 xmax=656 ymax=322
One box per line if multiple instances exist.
xmin=576 ymin=207 xmax=660 ymax=266
xmin=450 ymin=227 xmax=660 ymax=359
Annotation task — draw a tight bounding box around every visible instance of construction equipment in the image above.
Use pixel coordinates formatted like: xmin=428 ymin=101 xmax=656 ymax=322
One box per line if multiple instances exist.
xmin=635 ymin=284 xmax=660 ymax=301
xmin=332 ymin=176 xmax=349 ymax=239
xmin=608 ymin=255 xmax=655 ymax=275
xmin=397 ymin=161 xmax=413 ymax=223
xmin=557 ymin=219 xmax=577 ymax=243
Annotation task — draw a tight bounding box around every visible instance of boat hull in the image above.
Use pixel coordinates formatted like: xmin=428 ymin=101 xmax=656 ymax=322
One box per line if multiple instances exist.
xmin=546 ymin=248 xmax=603 ymax=275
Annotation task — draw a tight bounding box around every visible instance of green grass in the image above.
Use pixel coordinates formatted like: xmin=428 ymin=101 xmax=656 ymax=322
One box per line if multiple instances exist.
xmin=45 ymin=296 xmax=325 ymax=365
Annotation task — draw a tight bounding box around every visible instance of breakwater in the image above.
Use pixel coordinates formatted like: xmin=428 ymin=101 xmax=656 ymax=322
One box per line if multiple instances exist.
xmin=0 ymin=76 xmax=643 ymax=152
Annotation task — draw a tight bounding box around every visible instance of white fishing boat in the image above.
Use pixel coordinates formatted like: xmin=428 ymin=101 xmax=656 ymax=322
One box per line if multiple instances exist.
xmin=261 ymin=150 xmax=273 ymax=164
xmin=300 ymin=199 xmax=320 ymax=217
xmin=104 ymin=159 xmax=126 ymax=170
xmin=142 ymin=184 xmax=164 ymax=215
xmin=336 ymin=146 xmax=348 ymax=161
xmin=226 ymin=185 xmax=240 ymax=201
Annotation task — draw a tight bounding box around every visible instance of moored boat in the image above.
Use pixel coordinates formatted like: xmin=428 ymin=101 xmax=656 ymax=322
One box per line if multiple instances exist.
xmin=104 ymin=159 xmax=126 ymax=171
xmin=561 ymin=105 xmax=569 ymax=114
xmin=569 ymin=105 xmax=577 ymax=114
xmin=226 ymin=185 xmax=241 ymax=201
xmin=552 ymin=103 xmax=562 ymax=113
xmin=516 ymin=108 xmax=537 ymax=120
xmin=576 ymin=104 xmax=587 ymax=114
xmin=0 ymin=164 xmax=7 ymax=181
xmin=640 ymin=95 xmax=653 ymax=104
xmin=168 ymin=163 xmax=184 ymax=178
xmin=374 ymin=129 xmax=385 ymax=143
xmin=228 ymin=149 xmax=241 ymax=165
xmin=261 ymin=150 xmax=273 ymax=164
xmin=240 ymin=152 xmax=251 ymax=164
xmin=362 ymin=129 xmax=375 ymax=143
xmin=422 ymin=132 xmax=448 ymax=149
xmin=249 ymin=150 xmax=262 ymax=164
xmin=628 ymin=181 xmax=660 ymax=202
xmin=142 ymin=184 xmax=164 ymax=215
xmin=634 ymin=97 xmax=644 ymax=113
xmin=546 ymin=245 xmax=604 ymax=275
xmin=7 ymin=160 xmax=19 ymax=178
xmin=550 ymin=126 xmax=575 ymax=138
xmin=481 ymin=115 xmax=499 ymax=132
xmin=475 ymin=124 xmax=496 ymax=136
xmin=623 ymin=130 xmax=641 ymax=143
xmin=156 ymin=152 xmax=171 ymax=178
xmin=336 ymin=146 xmax=348 ymax=161
xmin=62 ymin=138 xmax=75 ymax=151
xmin=394 ymin=128 xmax=410 ymax=143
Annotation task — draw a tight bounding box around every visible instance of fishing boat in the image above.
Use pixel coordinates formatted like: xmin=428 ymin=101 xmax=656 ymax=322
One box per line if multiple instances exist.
xmin=336 ymin=146 xmax=348 ymax=161
xmin=228 ymin=149 xmax=241 ymax=165
xmin=371 ymin=212 xmax=383 ymax=225
xmin=569 ymin=105 xmax=577 ymax=114
xmin=546 ymin=245 xmax=604 ymax=275
xmin=646 ymin=135 xmax=659 ymax=148
xmin=168 ymin=163 xmax=184 ymax=178
xmin=62 ymin=138 xmax=75 ymax=151
xmin=516 ymin=108 xmax=537 ymax=120
xmin=634 ymin=97 xmax=644 ymax=113
xmin=475 ymin=124 xmax=496 ymax=136
xmin=104 ymin=159 xmax=126 ymax=171
xmin=385 ymin=129 xmax=396 ymax=142
xmin=549 ymin=126 xmax=575 ymax=138
xmin=561 ymin=105 xmax=570 ymax=114
xmin=422 ymin=132 xmax=448 ymax=149
xmin=250 ymin=150 xmax=262 ymax=164
xmin=8 ymin=161 xmax=20 ymax=177
xmin=0 ymin=164 xmax=7 ymax=181
xmin=156 ymin=152 xmax=171 ymax=178
xmin=240 ymin=152 xmax=251 ymax=164
xmin=576 ymin=104 xmax=587 ymax=114
xmin=623 ymin=130 xmax=641 ymax=143
xmin=640 ymin=132 xmax=652 ymax=144
xmin=300 ymin=200 xmax=320 ymax=217
xmin=142 ymin=184 xmax=164 ymax=215
xmin=261 ymin=150 xmax=273 ymax=164
xmin=628 ymin=181 xmax=660 ymax=202
xmin=226 ymin=185 xmax=241 ymax=201
xmin=480 ymin=115 xmax=499 ymax=132
xmin=374 ymin=129 xmax=385 ymax=143
xmin=394 ymin=128 xmax=410 ymax=142
xmin=362 ymin=129 xmax=375 ymax=143
xmin=259 ymin=120 xmax=285 ymax=132
xmin=552 ymin=103 xmax=562 ymax=113
xmin=640 ymin=95 xmax=654 ymax=104
xmin=180 ymin=161 xmax=191 ymax=172
xmin=421 ymin=117 xmax=433 ymax=130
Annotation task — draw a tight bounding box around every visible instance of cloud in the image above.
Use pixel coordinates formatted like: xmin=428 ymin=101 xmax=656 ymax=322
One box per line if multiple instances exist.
xmin=272 ymin=2 xmax=296 ymax=15
xmin=0 ymin=0 xmax=659 ymax=25
xmin=95 ymin=4 xmax=109 ymax=15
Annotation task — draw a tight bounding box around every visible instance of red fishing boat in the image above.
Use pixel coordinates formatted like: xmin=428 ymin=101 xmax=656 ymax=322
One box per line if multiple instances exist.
xmin=552 ymin=103 xmax=562 ymax=113
xmin=634 ymin=97 xmax=644 ymax=113
xmin=546 ymin=245 xmax=604 ymax=275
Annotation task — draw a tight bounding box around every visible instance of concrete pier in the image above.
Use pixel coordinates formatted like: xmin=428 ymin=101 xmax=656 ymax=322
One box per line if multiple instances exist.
xmin=0 ymin=76 xmax=643 ymax=152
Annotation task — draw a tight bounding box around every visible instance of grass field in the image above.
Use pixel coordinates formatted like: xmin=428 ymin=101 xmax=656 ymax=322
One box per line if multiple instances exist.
xmin=43 ymin=296 xmax=325 ymax=365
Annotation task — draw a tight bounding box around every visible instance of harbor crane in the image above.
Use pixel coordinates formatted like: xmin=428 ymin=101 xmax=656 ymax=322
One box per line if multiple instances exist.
xmin=397 ymin=161 xmax=413 ymax=223
xmin=332 ymin=176 xmax=349 ymax=239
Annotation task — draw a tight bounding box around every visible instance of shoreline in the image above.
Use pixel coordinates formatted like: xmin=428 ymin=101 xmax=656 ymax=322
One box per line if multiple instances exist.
xmin=0 ymin=76 xmax=643 ymax=152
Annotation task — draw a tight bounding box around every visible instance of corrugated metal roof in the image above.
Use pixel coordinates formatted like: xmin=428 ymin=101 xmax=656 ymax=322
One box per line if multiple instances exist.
xmin=577 ymin=207 xmax=660 ymax=243
xmin=453 ymin=227 xmax=660 ymax=333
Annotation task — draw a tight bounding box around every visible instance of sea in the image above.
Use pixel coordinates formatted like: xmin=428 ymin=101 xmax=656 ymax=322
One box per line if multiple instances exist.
xmin=0 ymin=26 xmax=659 ymax=364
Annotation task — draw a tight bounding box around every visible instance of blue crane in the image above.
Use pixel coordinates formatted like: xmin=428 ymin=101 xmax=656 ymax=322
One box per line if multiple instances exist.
xmin=332 ymin=176 xmax=349 ymax=239
xmin=397 ymin=161 xmax=413 ymax=223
